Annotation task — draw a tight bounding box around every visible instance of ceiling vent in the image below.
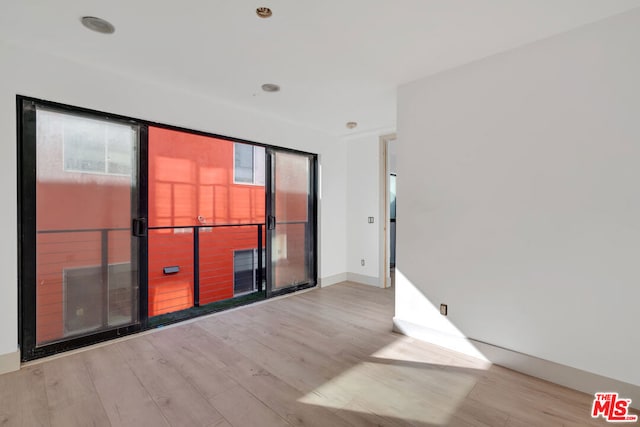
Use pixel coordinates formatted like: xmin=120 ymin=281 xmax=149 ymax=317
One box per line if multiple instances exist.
xmin=261 ymin=83 xmax=280 ymax=93
xmin=80 ymin=16 xmax=115 ymax=34
xmin=256 ymin=7 xmax=273 ymax=18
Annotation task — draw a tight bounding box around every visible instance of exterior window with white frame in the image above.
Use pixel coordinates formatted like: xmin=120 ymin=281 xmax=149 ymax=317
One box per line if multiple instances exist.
xmin=233 ymin=248 xmax=266 ymax=295
xmin=63 ymin=114 xmax=133 ymax=176
xmin=234 ymin=142 xmax=265 ymax=185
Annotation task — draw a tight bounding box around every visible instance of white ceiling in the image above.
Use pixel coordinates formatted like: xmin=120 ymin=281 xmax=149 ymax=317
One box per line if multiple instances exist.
xmin=2 ymin=1 xmax=640 ymax=136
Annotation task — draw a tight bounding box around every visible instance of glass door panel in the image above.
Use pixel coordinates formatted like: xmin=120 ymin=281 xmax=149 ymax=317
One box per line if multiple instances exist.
xmin=34 ymin=107 xmax=140 ymax=346
xmin=267 ymin=150 xmax=316 ymax=294
xmin=146 ymin=127 xmax=268 ymax=318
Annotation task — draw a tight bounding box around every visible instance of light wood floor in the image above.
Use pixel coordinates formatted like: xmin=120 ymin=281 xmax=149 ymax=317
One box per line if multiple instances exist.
xmin=0 ymin=282 xmax=623 ymax=426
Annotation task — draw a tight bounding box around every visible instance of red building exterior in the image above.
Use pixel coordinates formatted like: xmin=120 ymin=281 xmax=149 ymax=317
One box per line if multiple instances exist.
xmin=147 ymin=127 xmax=265 ymax=316
xmin=35 ymin=120 xmax=265 ymax=344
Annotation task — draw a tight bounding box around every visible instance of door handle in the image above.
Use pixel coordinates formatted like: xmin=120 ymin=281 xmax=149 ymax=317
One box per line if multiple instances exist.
xmin=132 ymin=218 xmax=147 ymax=237
xmin=267 ymin=215 xmax=276 ymax=230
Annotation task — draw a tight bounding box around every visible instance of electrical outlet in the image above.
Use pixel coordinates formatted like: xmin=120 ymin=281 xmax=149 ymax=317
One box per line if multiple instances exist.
xmin=440 ymin=304 xmax=448 ymax=316
xmin=368 ymin=216 xmax=374 ymax=223
xmin=361 ymin=259 xmax=365 ymax=266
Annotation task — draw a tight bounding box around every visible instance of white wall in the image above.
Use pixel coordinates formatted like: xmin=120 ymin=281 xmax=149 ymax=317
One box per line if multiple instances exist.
xmin=345 ymin=133 xmax=382 ymax=286
xmin=0 ymin=41 xmax=347 ymax=362
xmin=397 ymin=8 xmax=640 ymax=386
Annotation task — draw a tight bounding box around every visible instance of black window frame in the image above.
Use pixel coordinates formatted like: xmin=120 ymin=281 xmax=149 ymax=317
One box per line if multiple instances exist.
xmin=17 ymin=95 xmax=318 ymax=361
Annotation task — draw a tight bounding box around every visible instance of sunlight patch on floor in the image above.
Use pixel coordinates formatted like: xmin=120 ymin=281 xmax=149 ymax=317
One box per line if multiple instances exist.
xmin=298 ymin=338 xmax=491 ymax=425
xmin=371 ymin=335 xmax=492 ymax=370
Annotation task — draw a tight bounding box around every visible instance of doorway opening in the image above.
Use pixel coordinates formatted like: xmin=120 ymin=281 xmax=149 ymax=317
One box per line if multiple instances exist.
xmin=380 ymin=134 xmax=397 ymax=288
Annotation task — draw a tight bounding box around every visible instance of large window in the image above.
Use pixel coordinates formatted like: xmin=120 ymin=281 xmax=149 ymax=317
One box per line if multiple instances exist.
xmin=234 ymin=143 xmax=265 ymax=185
xmin=19 ymin=96 xmax=317 ymax=361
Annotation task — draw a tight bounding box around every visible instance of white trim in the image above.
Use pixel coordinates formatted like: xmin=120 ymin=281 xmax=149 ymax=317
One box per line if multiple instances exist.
xmin=393 ymin=318 xmax=640 ymax=407
xmin=346 ymin=272 xmax=381 ymax=287
xmin=319 ymin=273 xmax=347 ymax=287
xmin=0 ymin=349 xmax=20 ymax=375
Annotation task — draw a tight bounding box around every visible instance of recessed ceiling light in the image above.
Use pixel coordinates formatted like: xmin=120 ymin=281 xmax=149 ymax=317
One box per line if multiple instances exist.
xmin=81 ymin=16 xmax=115 ymax=34
xmin=346 ymin=122 xmax=358 ymax=129
xmin=261 ymin=83 xmax=280 ymax=93
xmin=256 ymin=7 xmax=273 ymax=18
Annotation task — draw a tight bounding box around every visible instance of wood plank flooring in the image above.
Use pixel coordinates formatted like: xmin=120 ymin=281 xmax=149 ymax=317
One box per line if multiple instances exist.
xmin=0 ymin=282 xmax=626 ymax=426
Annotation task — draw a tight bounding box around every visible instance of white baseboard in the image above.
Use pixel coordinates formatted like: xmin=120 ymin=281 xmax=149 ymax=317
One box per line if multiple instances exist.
xmin=393 ymin=318 xmax=640 ymax=407
xmin=320 ymin=273 xmax=348 ymax=287
xmin=346 ymin=272 xmax=381 ymax=287
xmin=0 ymin=349 xmax=20 ymax=375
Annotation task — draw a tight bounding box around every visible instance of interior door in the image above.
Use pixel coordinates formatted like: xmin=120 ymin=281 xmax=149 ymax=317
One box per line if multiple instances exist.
xmin=19 ymin=99 xmax=145 ymax=360
xmin=266 ymin=149 xmax=316 ymax=296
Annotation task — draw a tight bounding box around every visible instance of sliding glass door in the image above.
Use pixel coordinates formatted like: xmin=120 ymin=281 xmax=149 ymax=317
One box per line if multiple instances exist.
xmin=19 ymin=100 xmax=144 ymax=360
xmin=266 ymin=149 xmax=316 ymax=295
xmin=19 ymin=97 xmax=317 ymax=360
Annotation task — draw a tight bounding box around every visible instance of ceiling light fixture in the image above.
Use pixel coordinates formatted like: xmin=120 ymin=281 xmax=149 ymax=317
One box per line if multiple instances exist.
xmin=256 ymin=7 xmax=273 ymax=18
xmin=346 ymin=122 xmax=358 ymax=129
xmin=80 ymin=16 xmax=115 ymax=34
xmin=261 ymin=83 xmax=280 ymax=93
